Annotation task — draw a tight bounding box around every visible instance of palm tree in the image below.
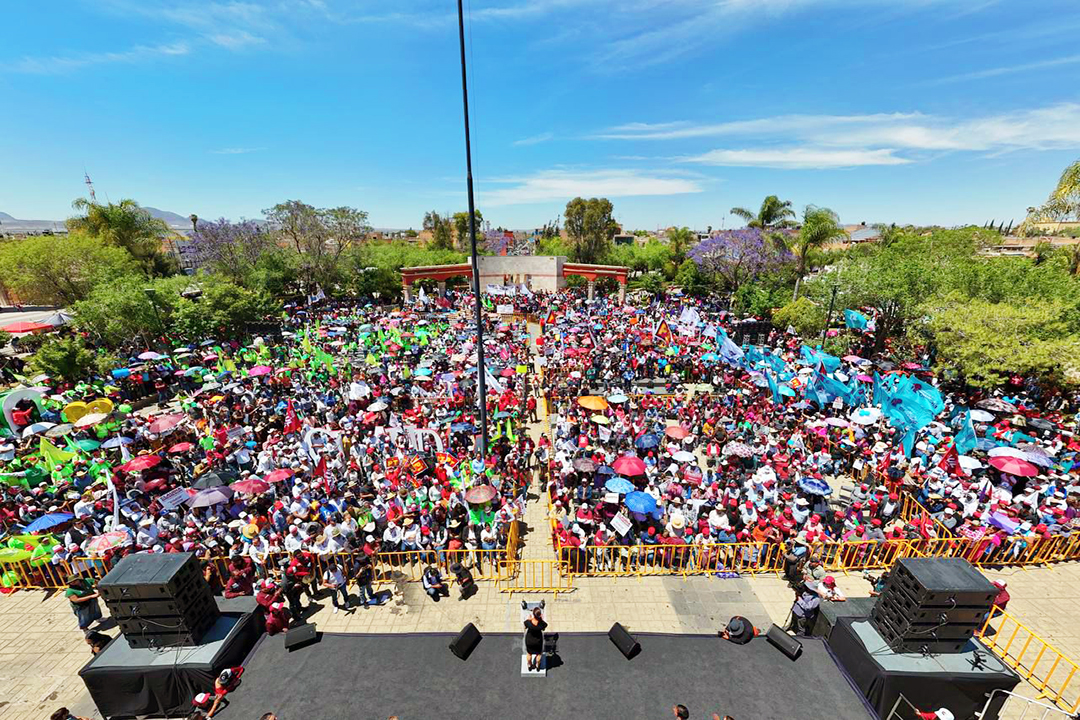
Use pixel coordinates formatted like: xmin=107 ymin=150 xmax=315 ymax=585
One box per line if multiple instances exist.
xmin=68 ymin=197 xmax=176 ymax=276
xmin=730 ymin=195 xmax=796 ymax=230
xmin=665 ymin=226 xmax=695 ymax=266
xmin=791 ymin=206 xmax=848 ymax=300
xmin=1051 ymin=158 xmax=1080 ymax=203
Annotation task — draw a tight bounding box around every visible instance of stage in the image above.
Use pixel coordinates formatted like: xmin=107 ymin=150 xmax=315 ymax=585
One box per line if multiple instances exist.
xmin=218 ymin=630 xmax=875 ymax=720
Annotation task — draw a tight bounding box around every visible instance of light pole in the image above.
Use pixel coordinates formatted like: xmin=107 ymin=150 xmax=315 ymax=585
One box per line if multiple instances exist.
xmin=457 ymin=0 xmax=489 ymax=456
xmin=821 ymin=284 xmax=838 ymax=345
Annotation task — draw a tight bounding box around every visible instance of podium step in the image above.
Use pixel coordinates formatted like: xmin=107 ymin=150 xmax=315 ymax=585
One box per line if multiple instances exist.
xmin=520 ymin=653 xmax=547 ymax=678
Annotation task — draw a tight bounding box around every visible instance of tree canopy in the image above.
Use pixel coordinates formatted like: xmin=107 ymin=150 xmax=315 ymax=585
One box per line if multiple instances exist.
xmin=564 ymin=197 xmax=617 ymax=264
xmin=730 ymin=195 xmax=796 ymax=230
xmin=67 ymin=198 xmax=179 ymax=276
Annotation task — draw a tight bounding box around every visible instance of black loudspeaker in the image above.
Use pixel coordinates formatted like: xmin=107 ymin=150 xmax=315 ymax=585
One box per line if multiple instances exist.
xmin=449 ymin=623 xmax=483 ymax=661
xmin=284 ymin=623 xmax=319 ymax=651
xmin=765 ymin=624 xmax=803 ymax=660
xmin=872 ymin=558 xmax=996 ymax=654
xmin=608 ymin=622 xmax=641 ymax=660
xmin=99 ymin=552 xmax=219 ymax=648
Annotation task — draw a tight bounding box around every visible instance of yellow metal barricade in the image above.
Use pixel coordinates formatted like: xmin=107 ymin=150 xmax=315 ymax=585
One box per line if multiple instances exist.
xmin=498 ymin=559 xmax=573 ymax=598
xmin=978 ymin=606 xmax=1080 ymax=714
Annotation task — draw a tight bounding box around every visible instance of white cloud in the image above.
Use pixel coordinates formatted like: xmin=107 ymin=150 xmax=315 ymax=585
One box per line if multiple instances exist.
xmin=482 ymin=169 xmax=703 ymax=206
xmin=512 ymin=132 xmax=555 ymax=147
xmin=680 ymin=147 xmax=911 ymax=169
xmin=599 ymin=103 xmax=1080 ymax=168
xmin=4 ymin=42 xmax=189 ymax=74
xmin=209 ymin=31 xmax=268 ymax=49
xmin=926 ymin=54 xmax=1080 ymax=85
xmin=211 ymin=147 xmax=264 ymax=154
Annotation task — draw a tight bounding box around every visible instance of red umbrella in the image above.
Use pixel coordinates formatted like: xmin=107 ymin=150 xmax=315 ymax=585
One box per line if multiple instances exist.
xmin=143 ymin=478 xmax=168 ymax=492
xmin=988 ymin=456 xmax=1039 ymax=477
xmin=169 ymin=442 xmax=194 ymax=454
xmin=612 ymin=455 xmax=646 ymax=476
xmin=665 ymin=426 xmax=690 ymax=440
xmin=232 ymin=478 xmax=270 ymax=494
xmin=500 ymin=367 xmax=515 ymax=377
xmin=120 ymin=455 xmax=161 ymax=473
xmin=148 ymin=414 xmax=185 ymax=434
xmin=1 ymin=321 xmax=52 ymax=334
xmin=263 ymin=469 xmax=293 ymax=484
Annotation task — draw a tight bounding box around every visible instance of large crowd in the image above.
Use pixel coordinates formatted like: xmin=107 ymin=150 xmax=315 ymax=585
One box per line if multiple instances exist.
xmin=2 ymin=286 xmax=1079 ymax=632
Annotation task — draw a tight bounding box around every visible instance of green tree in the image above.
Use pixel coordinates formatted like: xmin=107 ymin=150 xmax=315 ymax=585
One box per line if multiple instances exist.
xmin=665 ymin=226 xmax=694 ymax=266
xmin=68 ymin=198 xmax=179 ymax=276
xmin=423 ymin=211 xmax=454 ymax=251
xmin=564 ymin=197 xmax=617 ymax=264
xmin=452 ymin=210 xmax=483 ymax=250
xmin=0 ymin=232 xmax=137 ymax=305
xmin=923 ymin=294 xmax=1080 ymax=387
xmin=730 ymin=195 xmax=796 ymax=230
xmin=634 ymin=272 xmax=665 ymax=296
xmin=772 ymin=297 xmax=826 ymax=337
xmin=30 ymin=336 xmax=98 ymax=383
xmin=790 ymin=206 xmax=848 ymax=299
xmin=171 ymin=275 xmax=267 ymax=340
xmin=263 ymin=200 xmax=371 ymax=290
xmin=0 ymin=331 xmax=11 ymax=349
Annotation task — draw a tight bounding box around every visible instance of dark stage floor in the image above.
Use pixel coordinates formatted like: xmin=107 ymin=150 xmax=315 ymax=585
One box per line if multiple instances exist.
xmin=218 ymin=631 xmax=875 ymax=720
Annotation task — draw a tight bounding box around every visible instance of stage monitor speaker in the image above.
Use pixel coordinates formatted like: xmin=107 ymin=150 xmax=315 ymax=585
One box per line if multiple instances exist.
xmin=765 ymin=624 xmax=803 ymax=661
xmin=284 ymin=623 xmax=319 ymax=652
xmin=608 ymin=622 xmax=641 ymax=660
xmin=449 ymin=622 xmax=482 ymax=661
xmin=872 ymin=557 xmax=996 ymax=654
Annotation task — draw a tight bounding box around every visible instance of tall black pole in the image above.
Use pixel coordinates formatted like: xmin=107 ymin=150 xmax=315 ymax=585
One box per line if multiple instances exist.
xmin=457 ymin=0 xmax=489 ymax=457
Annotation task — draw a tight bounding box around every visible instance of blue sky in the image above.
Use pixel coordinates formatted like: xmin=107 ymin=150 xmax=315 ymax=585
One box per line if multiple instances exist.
xmin=3 ymin=0 xmax=1080 ymax=231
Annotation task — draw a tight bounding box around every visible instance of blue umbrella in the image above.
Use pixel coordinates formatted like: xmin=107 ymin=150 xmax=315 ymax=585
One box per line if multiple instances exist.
xmin=111 ymin=368 xmax=131 ymax=379
xmin=24 ymin=512 xmax=74 ymax=533
xmin=101 ymin=436 xmax=134 ymax=449
xmin=976 ymin=438 xmax=998 ymax=452
xmin=624 ymin=491 xmax=656 ymax=514
xmin=451 ymin=422 xmax=475 ymax=433
xmin=605 ymin=477 xmax=635 ymax=494
xmin=596 ymin=465 xmax=615 ymax=476
xmin=797 ymin=476 xmax=832 ymax=497
xmin=635 ymin=433 xmax=660 ymax=450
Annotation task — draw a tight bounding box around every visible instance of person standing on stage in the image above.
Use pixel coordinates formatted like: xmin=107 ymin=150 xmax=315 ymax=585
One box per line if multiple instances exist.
xmin=524 ymin=606 xmax=548 ymax=671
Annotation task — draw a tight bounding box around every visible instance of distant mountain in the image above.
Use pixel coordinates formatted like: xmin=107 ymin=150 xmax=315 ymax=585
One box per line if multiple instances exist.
xmin=145 ymin=207 xmax=194 ymax=229
xmin=0 ymin=207 xmax=195 ymax=233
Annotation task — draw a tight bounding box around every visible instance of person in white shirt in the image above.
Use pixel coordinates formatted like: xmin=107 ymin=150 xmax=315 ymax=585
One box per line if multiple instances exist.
xmin=321 ymin=559 xmax=349 ymax=613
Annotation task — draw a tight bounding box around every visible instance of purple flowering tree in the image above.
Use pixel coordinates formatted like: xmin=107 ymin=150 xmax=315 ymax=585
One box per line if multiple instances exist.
xmin=186 ymin=219 xmax=274 ymax=280
xmin=687 ymin=227 xmax=793 ymax=292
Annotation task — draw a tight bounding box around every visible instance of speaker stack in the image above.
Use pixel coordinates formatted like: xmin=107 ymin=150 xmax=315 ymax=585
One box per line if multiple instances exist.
xmin=871 ymin=557 xmax=996 ymax=654
xmin=99 ymin=552 xmax=219 ymax=649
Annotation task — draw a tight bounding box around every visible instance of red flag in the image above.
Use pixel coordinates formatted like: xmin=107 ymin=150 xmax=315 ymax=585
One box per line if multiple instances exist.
xmin=878 ymin=447 xmax=892 ymax=478
xmin=938 ymin=442 xmax=963 ymax=476
xmin=544 ymin=310 xmax=556 ymax=326
xmin=283 ymin=400 xmax=301 ymax=435
xmin=313 ymin=455 xmax=327 ymax=478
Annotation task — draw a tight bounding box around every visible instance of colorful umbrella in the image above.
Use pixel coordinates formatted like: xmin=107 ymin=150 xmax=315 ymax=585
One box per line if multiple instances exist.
xmin=723 ymin=441 xmax=753 ymax=458
xmin=634 ymin=434 xmax=660 ymax=450
xmin=464 ymin=485 xmax=497 ymax=504
xmin=263 ymin=469 xmax=293 ymax=484
xmin=248 ymin=365 xmax=273 ymax=377
xmin=665 ymin=426 xmax=690 ymax=440
xmin=612 ymin=455 xmax=646 ymax=476
xmin=148 ymin=415 xmax=185 ymax=434
xmin=605 ymin=477 xmax=635 ymax=494
xmin=86 ymin=531 xmax=131 ymax=555
xmin=572 ymin=458 xmax=597 ymax=473
xmin=74 ymin=413 xmax=108 ymax=429
xmin=988 ymin=455 xmax=1039 ymax=477
xmin=120 ymin=455 xmax=161 ymax=473
xmin=578 ymin=396 xmax=609 ymax=411
xmin=672 ymin=450 xmax=696 ymax=463
xmin=187 ymin=486 xmax=234 ymax=508
xmin=169 ymin=442 xmax=195 ymax=454
xmin=1 ymin=321 xmax=52 ymax=334
xmin=624 ymin=491 xmax=657 ymax=514
xmin=232 ymin=478 xmax=270 ymax=494
xmin=44 ymin=424 xmax=74 ymax=438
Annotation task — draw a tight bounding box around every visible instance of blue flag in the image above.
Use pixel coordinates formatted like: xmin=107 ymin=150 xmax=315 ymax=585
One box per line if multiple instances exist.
xmin=872 ymin=372 xmax=884 ymax=407
xmin=955 ymin=410 xmax=977 ymax=455
xmin=843 ymin=309 xmax=869 ymax=331
xmin=766 ymin=370 xmax=782 ymax=404
xmin=902 ymin=427 xmax=918 ymax=458
xmin=719 ymin=336 xmax=744 ymax=366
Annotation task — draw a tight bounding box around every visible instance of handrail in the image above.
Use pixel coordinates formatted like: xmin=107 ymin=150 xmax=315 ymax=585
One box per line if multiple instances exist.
xmin=977 ymin=606 xmax=1080 ymax=714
